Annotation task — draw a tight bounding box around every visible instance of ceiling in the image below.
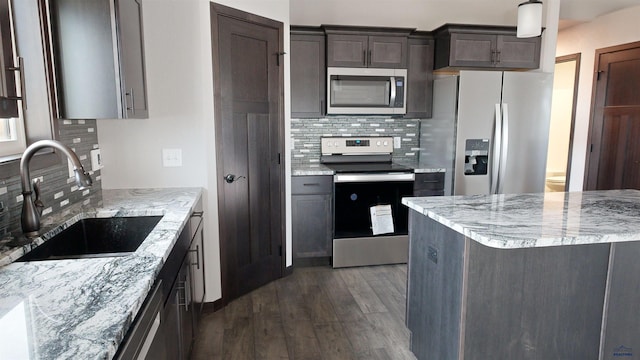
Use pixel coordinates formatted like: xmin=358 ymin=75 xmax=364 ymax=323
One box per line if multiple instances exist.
xmin=289 ymin=0 xmax=640 ymax=31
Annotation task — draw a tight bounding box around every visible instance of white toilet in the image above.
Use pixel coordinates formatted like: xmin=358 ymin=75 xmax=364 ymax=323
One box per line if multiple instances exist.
xmin=546 ymin=175 xmax=566 ymax=192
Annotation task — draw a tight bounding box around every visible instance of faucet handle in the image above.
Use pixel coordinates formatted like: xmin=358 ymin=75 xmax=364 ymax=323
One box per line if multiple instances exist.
xmin=32 ymin=179 xmax=44 ymax=215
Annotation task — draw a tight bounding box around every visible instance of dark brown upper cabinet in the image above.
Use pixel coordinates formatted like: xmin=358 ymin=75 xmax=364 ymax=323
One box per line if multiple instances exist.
xmin=290 ymin=27 xmax=325 ymax=118
xmin=50 ymin=0 xmax=148 ymax=119
xmin=0 ymin=0 xmax=19 ymax=118
xmin=405 ymin=33 xmax=434 ymax=118
xmin=434 ymin=24 xmax=541 ymax=70
xmin=324 ymin=26 xmax=412 ymax=68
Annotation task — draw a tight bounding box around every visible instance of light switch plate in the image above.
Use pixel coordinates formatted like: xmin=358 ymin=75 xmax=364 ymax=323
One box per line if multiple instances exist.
xmin=393 ymin=137 xmax=401 ymax=149
xmin=162 ymin=148 xmax=182 ymax=167
xmin=90 ymin=149 xmax=103 ymax=171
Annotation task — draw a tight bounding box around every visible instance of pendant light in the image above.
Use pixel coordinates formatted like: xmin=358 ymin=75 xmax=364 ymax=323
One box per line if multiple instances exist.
xmin=517 ymin=0 xmax=543 ymax=38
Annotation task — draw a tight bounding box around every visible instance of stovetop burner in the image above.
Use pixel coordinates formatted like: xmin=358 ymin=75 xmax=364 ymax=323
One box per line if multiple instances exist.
xmin=324 ymin=162 xmax=412 ymax=174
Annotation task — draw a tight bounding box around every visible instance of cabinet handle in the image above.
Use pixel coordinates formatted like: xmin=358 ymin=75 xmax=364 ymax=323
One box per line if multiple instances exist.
xmin=490 ymin=50 xmax=495 ymax=64
xmin=363 ymin=50 xmax=367 ymax=66
xmin=177 ymin=280 xmax=190 ymax=312
xmin=6 ymin=57 xmax=27 ymax=108
xmin=303 ymin=183 xmax=320 ymax=186
xmin=191 ymin=211 xmax=203 ymax=218
xmin=496 ymin=50 xmax=501 ymax=63
xmin=368 ymin=49 xmax=372 ymax=66
xmin=125 ymin=88 xmax=135 ymax=112
xmin=189 ymin=245 xmax=201 ymax=269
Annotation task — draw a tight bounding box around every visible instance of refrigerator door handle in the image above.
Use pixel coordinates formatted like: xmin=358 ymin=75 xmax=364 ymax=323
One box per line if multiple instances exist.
xmin=499 ymin=103 xmax=510 ymax=194
xmin=491 ymin=103 xmax=502 ymax=194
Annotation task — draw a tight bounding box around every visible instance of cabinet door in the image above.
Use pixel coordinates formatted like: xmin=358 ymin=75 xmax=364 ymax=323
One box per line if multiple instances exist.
xmin=163 ymin=280 xmax=182 ymax=360
xmin=327 ymin=34 xmax=368 ymax=67
xmin=368 ymin=36 xmax=407 ymax=68
xmin=496 ymin=35 xmax=540 ymax=69
xmin=405 ymin=37 xmax=434 ymax=118
xmin=116 ymin=0 xmax=148 ymax=118
xmin=291 ymin=33 xmax=325 ymax=118
xmin=448 ymin=33 xmax=496 ymax=68
xmin=292 ymin=194 xmax=333 ymax=258
xmin=0 ymin=0 xmax=19 ymax=118
xmin=51 ymin=0 xmax=120 ymax=119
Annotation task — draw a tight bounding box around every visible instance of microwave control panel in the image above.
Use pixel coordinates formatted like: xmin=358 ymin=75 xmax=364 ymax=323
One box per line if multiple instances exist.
xmin=321 ymin=137 xmax=393 ymax=155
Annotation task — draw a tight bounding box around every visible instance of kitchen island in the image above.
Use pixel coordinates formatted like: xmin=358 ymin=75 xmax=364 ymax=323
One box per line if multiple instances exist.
xmin=0 ymin=188 xmax=201 ymax=359
xmin=402 ymin=190 xmax=640 ymax=360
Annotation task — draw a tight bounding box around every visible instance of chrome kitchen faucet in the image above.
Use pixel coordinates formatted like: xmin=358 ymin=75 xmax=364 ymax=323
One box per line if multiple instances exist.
xmin=20 ymin=140 xmax=92 ymax=237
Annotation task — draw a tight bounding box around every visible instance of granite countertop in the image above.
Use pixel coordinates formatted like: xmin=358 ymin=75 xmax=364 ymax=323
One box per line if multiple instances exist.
xmin=0 ymin=188 xmax=201 ymax=360
xmin=403 ymin=190 xmax=640 ymax=249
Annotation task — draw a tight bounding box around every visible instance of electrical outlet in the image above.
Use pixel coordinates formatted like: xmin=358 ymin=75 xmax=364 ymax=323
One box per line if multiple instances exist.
xmin=393 ymin=137 xmax=401 ymax=149
xmin=162 ymin=148 xmax=182 ymax=167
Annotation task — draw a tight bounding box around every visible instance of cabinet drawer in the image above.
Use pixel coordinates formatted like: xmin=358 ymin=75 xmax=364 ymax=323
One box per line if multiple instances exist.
xmin=414 ymin=172 xmax=445 ymax=191
xmin=292 ymin=176 xmax=333 ymax=195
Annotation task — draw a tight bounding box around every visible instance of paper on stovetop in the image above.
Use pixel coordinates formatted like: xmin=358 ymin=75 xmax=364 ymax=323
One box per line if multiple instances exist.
xmin=370 ymin=204 xmax=394 ymax=235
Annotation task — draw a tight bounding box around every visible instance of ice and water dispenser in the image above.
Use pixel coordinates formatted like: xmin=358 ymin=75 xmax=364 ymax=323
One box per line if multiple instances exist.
xmin=464 ymin=139 xmax=489 ymax=175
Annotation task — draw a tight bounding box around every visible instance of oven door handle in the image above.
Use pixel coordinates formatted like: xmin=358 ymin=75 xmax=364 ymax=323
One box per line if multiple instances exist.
xmin=334 ymin=173 xmax=415 ymax=183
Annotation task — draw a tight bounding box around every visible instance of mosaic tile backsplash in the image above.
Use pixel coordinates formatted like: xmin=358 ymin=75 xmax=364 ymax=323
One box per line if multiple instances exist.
xmin=0 ymin=119 xmax=102 ymax=238
xmin=290 ymin=117 xmax=422 ymax=166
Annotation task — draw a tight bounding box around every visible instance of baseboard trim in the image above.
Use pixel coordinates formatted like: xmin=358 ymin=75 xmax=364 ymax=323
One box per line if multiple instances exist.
xmin=203 ymin=298 xmax=225 ymax=313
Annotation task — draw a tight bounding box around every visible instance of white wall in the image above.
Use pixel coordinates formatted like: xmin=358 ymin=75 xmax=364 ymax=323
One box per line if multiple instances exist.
xmin=98 ymin=0 xmax=290 ymax=302
xmin=557 ymin=5 xmax=640 ymax=190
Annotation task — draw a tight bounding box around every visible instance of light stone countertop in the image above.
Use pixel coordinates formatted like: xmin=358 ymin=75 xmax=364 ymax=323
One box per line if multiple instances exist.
xmin=403 ymin=190 xmax=640 ymax=249
xmin=0 ymin=188 xmax=201 ymax=360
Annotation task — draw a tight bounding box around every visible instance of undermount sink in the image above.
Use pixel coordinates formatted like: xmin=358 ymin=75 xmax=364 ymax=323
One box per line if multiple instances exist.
xmin=17 ymin=216 xmax=163 ymax=261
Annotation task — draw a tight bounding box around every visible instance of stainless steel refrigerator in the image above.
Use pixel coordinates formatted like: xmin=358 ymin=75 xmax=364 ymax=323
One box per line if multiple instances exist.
xmin=432 ymin=70 xmax=553 ymax=195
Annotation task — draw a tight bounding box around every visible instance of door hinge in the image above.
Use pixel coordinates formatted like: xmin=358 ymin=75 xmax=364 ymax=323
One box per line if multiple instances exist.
xmin=590 ymin=144 xmax=594 ymax=152
xmin=279 ymin=245 xmax=282 ymax=256
xmin=597 ymin=70 xmax=604 ymax=80
xmin=276 ymin=52 xmax=286 ymax=66
xmin=278 ymin=153 xmax=281 ymax=164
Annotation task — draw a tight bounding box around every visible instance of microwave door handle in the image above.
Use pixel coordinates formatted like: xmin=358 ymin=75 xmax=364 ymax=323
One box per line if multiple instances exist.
xmin=389 ymin=76 xmax=396 ymax=107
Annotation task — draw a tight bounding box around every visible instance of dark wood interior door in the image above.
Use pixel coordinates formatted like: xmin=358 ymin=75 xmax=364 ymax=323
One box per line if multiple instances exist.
xmin=211 ymin=3 xmax=284 ymax=303
xmin=586 ymin=42 xmax=640 ymax=190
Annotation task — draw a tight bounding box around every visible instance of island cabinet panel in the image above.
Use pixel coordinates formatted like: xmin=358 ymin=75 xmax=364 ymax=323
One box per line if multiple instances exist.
xmin=601 ymin=242 xmax=640 ymax=357
xmin=290 ymin=29 xmax=326 ymax=118
xmin=406 ymin=213 xmax=465 ymax=360
xmin=292 ymin=176 xmax=333 ymax=263
xmin=434 ymin=24 xmax=541 ymax=70
xmin=463 ymin=240 xmax=609 ymax=360
xmin=405 ymin=35 xmax=435 ymax=118
xmin=406 ymin=210 xmax=612 ymax=360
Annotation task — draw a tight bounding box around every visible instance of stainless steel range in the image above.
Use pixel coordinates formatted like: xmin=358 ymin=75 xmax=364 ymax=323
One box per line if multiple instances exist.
xmin=321 ymin=137 xmax=414 ymax=268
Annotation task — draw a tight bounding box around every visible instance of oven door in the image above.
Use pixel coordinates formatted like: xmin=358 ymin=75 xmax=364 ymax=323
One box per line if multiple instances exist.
xmin=333 ymin=173 xmax=414 ymax=239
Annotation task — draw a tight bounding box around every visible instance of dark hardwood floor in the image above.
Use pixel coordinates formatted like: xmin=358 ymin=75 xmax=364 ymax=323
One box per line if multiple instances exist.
xmin=191 ymin=264 xmax=416 ymax=360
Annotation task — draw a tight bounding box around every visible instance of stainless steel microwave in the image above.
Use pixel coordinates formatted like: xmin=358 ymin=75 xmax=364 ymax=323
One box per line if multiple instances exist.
xmin=327 ymin=67 xmax=407 ymax=115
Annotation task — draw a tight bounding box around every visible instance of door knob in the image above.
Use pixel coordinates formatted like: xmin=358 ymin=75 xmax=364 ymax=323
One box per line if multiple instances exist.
xmin=224 ymin=174 xmax=245 ymax=183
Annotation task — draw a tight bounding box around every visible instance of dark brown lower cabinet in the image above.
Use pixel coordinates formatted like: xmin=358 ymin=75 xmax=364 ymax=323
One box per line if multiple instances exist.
xmin=116 ymin=199 xmax=205 ymax=360
xmin=292 ymin=176 xmax=333 ymax=263
xmin=413 ymin=172 xmax=445 ymax=197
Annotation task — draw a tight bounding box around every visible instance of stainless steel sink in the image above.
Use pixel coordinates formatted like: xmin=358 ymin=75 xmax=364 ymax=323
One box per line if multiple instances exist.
xmin=17 ymin=216 xmax=162 ymax=261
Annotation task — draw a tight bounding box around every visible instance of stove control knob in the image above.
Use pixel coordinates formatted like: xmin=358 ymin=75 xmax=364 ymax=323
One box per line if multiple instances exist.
xmin=376 ymin=141 xmax=381 ymax=146
xmin=326 ymin=141 xmax=332 ymax=147
xmin=383 ymin=140 xmax=389 ymax=146
xmin=334 ymin=141 xmax=339 ymax=147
